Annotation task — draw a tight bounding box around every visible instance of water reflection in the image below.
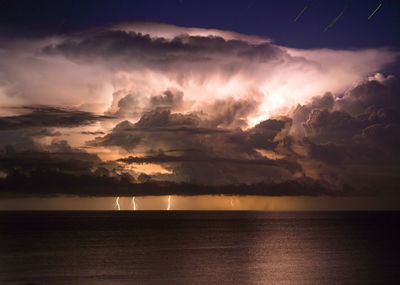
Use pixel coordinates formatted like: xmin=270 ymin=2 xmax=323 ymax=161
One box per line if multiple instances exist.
xmin=1 ymin=212 xmax=399 ymax=284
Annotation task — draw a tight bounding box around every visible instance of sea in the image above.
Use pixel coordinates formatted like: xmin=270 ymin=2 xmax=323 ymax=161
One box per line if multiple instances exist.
xmin=0 ymin=211 xmax=399 ymax=285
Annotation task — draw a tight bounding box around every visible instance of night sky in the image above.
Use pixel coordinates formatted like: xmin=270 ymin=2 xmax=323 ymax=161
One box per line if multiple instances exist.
xmin=2 ymin=0 xmax=399 ymax=48
xmin=0 ymin=0 xmax=399 ymax=210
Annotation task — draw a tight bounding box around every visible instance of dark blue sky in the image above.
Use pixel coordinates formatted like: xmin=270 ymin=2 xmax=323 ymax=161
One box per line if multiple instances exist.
xmin=1 ymin=0 xmax=399 ymax=50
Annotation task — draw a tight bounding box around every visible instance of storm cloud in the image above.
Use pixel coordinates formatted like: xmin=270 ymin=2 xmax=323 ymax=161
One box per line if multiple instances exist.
xmin=0 ymin=105 xmax=112 ymax=130
xmin=287 ymin=74 xmax=400 ymax=192
xmin=0 ymin=22 xmax=399 ymax=197
xmin=41 ymin=29 xmax=284 ymax=66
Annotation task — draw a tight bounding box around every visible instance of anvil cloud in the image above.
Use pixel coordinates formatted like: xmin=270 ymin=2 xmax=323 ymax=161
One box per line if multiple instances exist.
xmin=0 ymin=23 xmax=399 ymax=197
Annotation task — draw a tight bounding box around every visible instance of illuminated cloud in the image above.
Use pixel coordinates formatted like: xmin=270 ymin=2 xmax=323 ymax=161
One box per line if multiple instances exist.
xmin=0 ymin=22 xmax=399 ymax=197
xmin=288 ymin=74 xmax=400 ymax=192
xmin=1 ymin=23 xmax=396 ymax=119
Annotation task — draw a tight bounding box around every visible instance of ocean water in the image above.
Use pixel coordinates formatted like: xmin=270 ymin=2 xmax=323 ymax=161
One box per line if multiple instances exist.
xmin=0 ymin=211 xmax=399 ymax=285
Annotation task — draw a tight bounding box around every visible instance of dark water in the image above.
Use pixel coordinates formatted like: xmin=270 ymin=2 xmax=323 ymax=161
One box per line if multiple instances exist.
xmin=0 ymin=211 xmax=399 ymax=285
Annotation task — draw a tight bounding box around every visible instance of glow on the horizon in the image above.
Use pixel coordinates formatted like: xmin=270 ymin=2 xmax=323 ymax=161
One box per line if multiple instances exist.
xmin=1 ymin=195 xmax=399 ymax=211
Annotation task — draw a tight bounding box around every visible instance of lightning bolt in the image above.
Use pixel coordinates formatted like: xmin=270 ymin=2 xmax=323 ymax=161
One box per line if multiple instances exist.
xmin=115 ymin=197 xmax=121 ymax=211
xmin=167 ymin=195 xmax=172 ymax=211
xmin=132 ymin=197 xmax=136 ymax=211
xmin=294 ymin=5 xmax=308 ymax=22
xmin=368 ymin=2 xmax=382 ymax=20
xmin=324 ymin=6 xmax=346 ymax=32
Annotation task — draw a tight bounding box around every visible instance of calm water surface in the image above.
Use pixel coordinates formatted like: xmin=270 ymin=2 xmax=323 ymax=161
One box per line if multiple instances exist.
xmin=0 ymin=211 xmax=399 ymax=284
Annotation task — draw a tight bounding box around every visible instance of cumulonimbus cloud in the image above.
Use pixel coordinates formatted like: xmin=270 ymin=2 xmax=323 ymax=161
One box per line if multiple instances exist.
xmin=0 ymin=22 xmax=399 ymax=197
xmin=1 ymin=22 xmax=397 ymax=119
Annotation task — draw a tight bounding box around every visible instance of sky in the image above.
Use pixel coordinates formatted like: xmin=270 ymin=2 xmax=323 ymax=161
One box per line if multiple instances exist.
xmin=0 ymin=0 xmax=399 ymax=210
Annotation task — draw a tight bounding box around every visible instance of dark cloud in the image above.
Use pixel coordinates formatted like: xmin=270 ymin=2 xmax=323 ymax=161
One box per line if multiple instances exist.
xmin=116 ymin=95 xmax=141 ymax=116
xmin=336 ymin=75 xmax=400 ymax=117
xmin=303 ymin=109 xmax=361 ymax=143
xmin=81 ymin=131 xmax=105 ymax=135
xmin=249 ymin=118 xmax=291 ymax=149
xmin=0 ymin=139 xmax=102 ymax=176
xmin=129 ymin=157 xmax=299 ymax=186
xmin=305 ymin=140 xmax=347 ymax=165
xmin=134 ymin=108 xmax=200 ymax=128
xmin=87 ymin=107 xmax=301 ymax=184
xmin=287 ymin=75 xmax=400 ymax=192
xmin=150 ymin=89 xmax=184 ymax=110
xmin=87 ymin=109 xmax=229 ymax=152
xmin=87 ymin=120 xmax=142 ymax=152
xmin=226 ymin=118 xmax=291 ymax=157
xmin=208 ymin=97 xmax=260 ymax=128
xmin=0 ymin=171 xmax=363 ymax=198
xmin=289 ymin=92 xmax=335 ymax=137
xmin=302 ymin=75 xmax=400 ymax=150
xmin=118 ymin=153 xmax=299 ymax=171
xmin=137 ymin=173 xmax=152 ymax=183
xmin=0 ymin=106 xmax=115 ymax=177
xmin=311 ymin=92 xmax=335 ymax=109
xmin=30 ymin=128 xmax=62 ymax=137
xmin=106 ymin=90 xmax=143 ymax=118
xmin=106 ymin=88 xmax=185 ymax=120
xmin=94 ymin=166 xmax=111 ymax=177
xmin=0 ymin=105 xmax=112 ymax=130
xmin=0 ymin=127 xmax=63 ymax=155
xmin=41 ymin=30 xmax=284 ymax=67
